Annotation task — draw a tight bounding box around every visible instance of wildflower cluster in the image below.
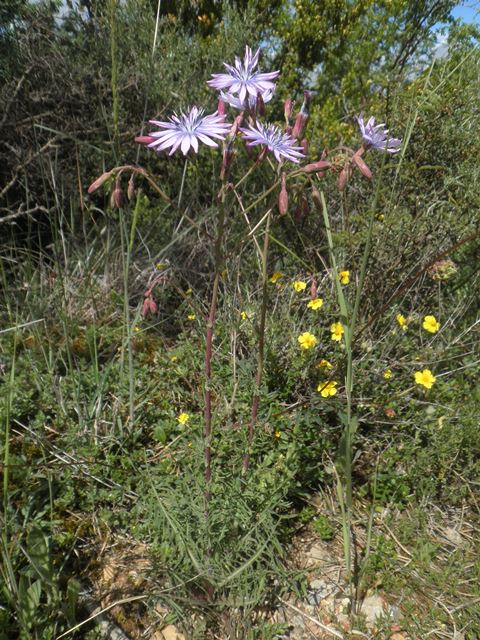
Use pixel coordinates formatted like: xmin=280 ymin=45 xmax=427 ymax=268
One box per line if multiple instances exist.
xmin=131 ymin=44 xmax=401 ymax=179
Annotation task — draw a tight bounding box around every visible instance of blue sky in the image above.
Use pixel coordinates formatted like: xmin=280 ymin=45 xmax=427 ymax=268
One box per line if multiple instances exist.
xmin=451 ymin=2 xmax=480 ymax=23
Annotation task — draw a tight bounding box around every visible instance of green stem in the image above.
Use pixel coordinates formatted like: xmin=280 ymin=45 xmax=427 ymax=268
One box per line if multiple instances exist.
xmin=110 ymin=0 xmax=120 ymax=160
xmin=243 ymin=211 xmax=271 ymax=473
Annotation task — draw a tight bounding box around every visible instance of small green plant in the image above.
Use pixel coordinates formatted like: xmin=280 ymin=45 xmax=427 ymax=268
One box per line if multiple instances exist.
xmin=312 ymin=515 xmax=336 ymax=541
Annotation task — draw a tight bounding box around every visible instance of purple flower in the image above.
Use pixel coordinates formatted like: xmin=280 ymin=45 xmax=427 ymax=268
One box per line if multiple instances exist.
xmin=143 ymin=107 xmax=230 ymax=156
xmin=208 ymin=46 xmax=279 ymax=106
xmin=240 ymin=121 xmax=305 ymax=164
xmin=357 ymin=114 xmax=401 ymax=153
xmin=220 ymin=88 xmax=274 ymax=112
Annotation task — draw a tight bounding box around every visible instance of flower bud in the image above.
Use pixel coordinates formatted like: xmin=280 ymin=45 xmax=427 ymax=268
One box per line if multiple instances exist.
xmin=338 ymin=166 xmax=351 ymax=191
xmin=135 ymin=135 xmax=156 ymax=146
xmin=311 ymin=186 xmax=322 ymax=211
xmin=142 ymin=292 xmax=158 ymax=318
xmin=110 ymin=176 xmax=123 ymax=209
xmin=291 ymin=112 xmax=307 ymax=140
xmin=88 ymin=171 xmax=112 ymax=194
xmin=284 ymin=98 xmax=293 ymax=123
xmin=278 ymin=172 xmax=288 ymax=216
xmin=127 ymin=174 xmax=135 ymax=201
xmin=300 ymin=138 xmax=309 ymax=156
xmin=217 ymin=98 xmax=226 ymax=117
xmin=310 ymin=279 xmax=318 ymax=299
xmin=352 ymin=152 xmax=373 ymax=179
xmin=303 ymin=160 xmax=330 ymax=173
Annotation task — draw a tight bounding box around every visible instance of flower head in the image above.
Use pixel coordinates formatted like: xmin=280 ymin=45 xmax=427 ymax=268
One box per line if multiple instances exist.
xmin=316 ymin=358 xmax=333 ymax=369
xmin=269 ymin=271 xmax=283 ymax=284
xmin=339 ymin=270 xmax=350 ymax=285
xmin=240 ymin=311 xmax=251 ymax=321
xmin=307 ymin=298 xmax=323 ymax=310
xmin=396 ymin=313 xmax=408 ymax=330
xmin=187 ymin=313 xmax=196 ymax=321
xmin=298 ymin=332 xmax=317 ymax=350
xmin=330 ymin=322 xmax=344 ymax=342
xmin=139 ymin=107 xmax=230 ymax=156
xmin=177 ymin=412 xmax=190 ymax=424
xmin=383 ymin=369 xmax=392 ymax=380
xmin=414 ymin=369 xmax=436 ymax=389
xmin=293 ymin=280 xmax=307 ymax=292
xmin=208 ymin=46 xmax=279 ymax=106
xmin=357 ymin=114 xmax=401 ymax=154
xmin=422 ymin=315 xmax=440 ymax=334
xmin=317 ymin=381 xmax=338 ymax=398
xmin=240 ymin=121 xmax=305 ymax=163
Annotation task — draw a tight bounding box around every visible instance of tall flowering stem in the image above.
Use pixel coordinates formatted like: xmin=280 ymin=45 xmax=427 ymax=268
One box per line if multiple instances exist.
xmin=243 ymin=211 xmax=271 ymax=473
xmin=204 ymin=188 xmax=228 ymax=491
xmin=315 ymin=150 xmax=387 ymax=610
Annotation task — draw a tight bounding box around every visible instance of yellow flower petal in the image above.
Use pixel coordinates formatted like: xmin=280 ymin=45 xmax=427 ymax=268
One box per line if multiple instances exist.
xmin=307 ymin=298 xmax=323 ymax=310
xmin=414 ymin=369 xmax=436 ymax=389
xmin=293 ymin=280 xmax=307 ymax=292
xmin=298 ymin=332 xmax=318 ymax=350
xmin=330 ymin=322 xmax=344 ymax=342
xmin=422 ymin=315 xmax=440 ymax=333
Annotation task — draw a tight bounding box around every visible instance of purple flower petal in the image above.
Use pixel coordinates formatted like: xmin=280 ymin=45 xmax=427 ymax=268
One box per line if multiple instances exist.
xmin=240 ymin=121 xmax=305 ymax=164
xmin=139 ymin=107 xmax=230 ymax=157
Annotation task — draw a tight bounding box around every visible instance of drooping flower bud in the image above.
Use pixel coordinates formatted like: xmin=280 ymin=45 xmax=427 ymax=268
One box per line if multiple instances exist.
xmin=300 ymin=138 xmax=309 ymax=157
xmin=278 ymin=172 xmax=288 ymax=216
xmin=134 ymin=135 xmax=156 ymax=146
xmin=303 ymin=160 xmax=331 ymax=173
xmin=142 ymin=289 xmax=158 ymax=318
xmin=352 ymin=152 xmax=373 ymax=179
xmin=127 ymin=174 xmax=135 ymax=201
xmin=338 ymin=165 xmax=351 ymax=191
xmin=88 ymin=171 xmax=112 ymax=194
xmin=110 ymin=176 xmax=123 ymax=209
xmin=310 ymin=279 xmax=318 ymax=299
xmin=311 ymin=186 xmax=322 ymax=211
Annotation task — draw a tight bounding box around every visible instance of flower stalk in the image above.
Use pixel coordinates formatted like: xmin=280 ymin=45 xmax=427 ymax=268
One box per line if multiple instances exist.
xmin=243 ymin=211 xmax=271 ymax=473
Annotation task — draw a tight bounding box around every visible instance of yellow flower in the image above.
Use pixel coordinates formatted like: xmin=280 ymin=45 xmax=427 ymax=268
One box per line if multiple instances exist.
xmin=339 ymin=270 xmax=350 ymax=285
xmin=422 ymin=315 xmax=440 ymax=333
xmin=414 ymin=369 xmax=436 ymax=389
xmin=185 ymin=288 xmax=193 ymax=295
xmin=298 ymin=332 xmax=318 ymax=350
xmin=396 ymin=313 xmax=408 ymax=330
xmin=241 ymin=311 xmax=251 ymax=321
xmin=383 ymin=369 xmax=392 ymax=379
xmin=269 ymin=271 xmax=283 ymax=284
xmin=376 ymin=213 xmax=385 ymax=221
xmin=187 ymin=314 xmax=196 ymax=321
xmin=170 ymin=355 xmax=178 ymax=362
xmin=177 ymin=412 xmax=190 ymax=424
xmin=330 ymin=322 xmax=344 ymax=342
xmin=134 ymin=326 xmax=140 ymax=333
xmin=293 ymin=280 xmax=307 ymax=292
xmin=307 ymin=298 xmax=323 ymax=310
xmin=274 ymin=430 xmax=281 ymax=438
xmin=316 ymin=358 xmax=333 ymax=369
xmin=317 ymin=381 xmax=338 ymax=398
